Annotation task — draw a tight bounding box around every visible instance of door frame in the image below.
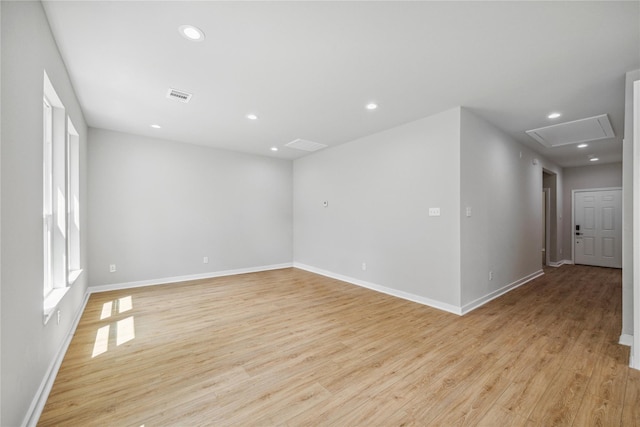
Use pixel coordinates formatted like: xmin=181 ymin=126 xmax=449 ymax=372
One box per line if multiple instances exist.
xmin=543 ymin=188 xmax=551 ymax=266
xmin=633 ymin=79 xmax=639 ymax=370
xmin=571 ymin=187 xmax=623 ymax=265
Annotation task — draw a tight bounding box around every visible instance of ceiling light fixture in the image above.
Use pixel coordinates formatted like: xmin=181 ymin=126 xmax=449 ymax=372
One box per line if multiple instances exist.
xmin=270 ymin=147 xmax=278 ymax=152
xmin=577 ymin=143 xmax=588 ymax=148
xmin=179 ymin=25 xmax=205 ymax=42
xmin=590 ymin=157 xmax=599 ymax=162
xmin=366 ymin=103 xmax=378 ymax=110
xmin=247 ymin=114 xmax=258 ymax=120
xmin=150 ymin=124 xmax=161 ymax=129
xmin=547 ymin=112 xmax=561 ymax=119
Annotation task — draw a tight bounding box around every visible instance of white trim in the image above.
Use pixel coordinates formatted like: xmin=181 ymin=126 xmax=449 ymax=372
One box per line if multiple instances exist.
xmin=548 ymin=259 xmax=572 ymax=268
xmin=633 ymin=79 xmax=640 ymax=370
xmin=293 ymin=262 xmax=463 ymax=315
xmin=43 ymin=287 xmax=70 ymax=324
xmin=293 ymin=263 xmax=545 ymax=316
xmin=88 ymin=263 xmax=293 ymax=293
xmin=24 ymin=292 xmax=90 ymax=427
xmin=619 ymin=334 xmax=634 ymax=347
xmin=543 ymin=187 xmax=551 ymax=266
xmin=461 ymin=270 xmax=545 ymax=315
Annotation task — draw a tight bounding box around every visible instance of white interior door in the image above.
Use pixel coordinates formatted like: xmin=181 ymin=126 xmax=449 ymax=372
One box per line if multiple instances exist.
xmin=574 ymin=189 xmax=622 ymax=268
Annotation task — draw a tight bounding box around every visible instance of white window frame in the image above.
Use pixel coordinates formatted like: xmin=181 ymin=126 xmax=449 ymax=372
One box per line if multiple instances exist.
xmin=67 ymin=117 xmax=82 ymax=284
xmin=43 ymin=96 xmax=54 ymax=298
xmin=43 ymin=71 xmax=81 ymax=323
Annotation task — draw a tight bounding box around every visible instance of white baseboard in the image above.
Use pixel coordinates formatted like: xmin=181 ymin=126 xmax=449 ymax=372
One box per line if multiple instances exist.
xmin=24 ymin=292 xmax=90 ymax=427
xmin=294 ymin=263 xmax=546 ymax=317
xmin=619 ymin=334 xmax=634 ymax=347
xmin=547 ymin=259 xmax=573 ymax=268
xmin=89 ymin=263 xmax=294 ymax=293
xmin=293 ymin=262 xmax=462 ymax=315
xmin=460 ymin=269 xmax=544 ymax=315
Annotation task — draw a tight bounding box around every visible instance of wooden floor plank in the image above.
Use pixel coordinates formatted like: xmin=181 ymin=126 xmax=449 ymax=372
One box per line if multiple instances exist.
xmin=37 ymin=265 xmax=633 ymax=426
xmin=572 ymin=391 xmax=623 ymax=427
xmin=622 ymin=368 xmax=640 ymax=426
xmin=477 ymin=405 xmax=531 ymax=427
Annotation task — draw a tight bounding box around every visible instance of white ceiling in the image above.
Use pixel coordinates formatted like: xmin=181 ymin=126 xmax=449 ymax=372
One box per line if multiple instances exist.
xmin=42 ymin=1 xmax=640 ymax=166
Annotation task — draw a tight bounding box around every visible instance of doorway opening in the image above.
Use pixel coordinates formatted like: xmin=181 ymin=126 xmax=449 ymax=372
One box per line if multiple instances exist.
xmin=542 ymin=170 xmax=558 ymax=267
xmin=542 ymin=187 xmax=550 ymax=266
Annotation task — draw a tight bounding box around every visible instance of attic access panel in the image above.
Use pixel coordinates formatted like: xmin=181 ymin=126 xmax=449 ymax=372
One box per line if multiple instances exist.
xmin=526 ymin=114 xmax=614 ymax=148
xmin=285 ymin=138 xmax=327 ymax=152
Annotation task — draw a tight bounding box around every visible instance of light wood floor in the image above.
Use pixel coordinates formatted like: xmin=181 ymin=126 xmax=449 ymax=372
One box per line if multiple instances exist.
xmin=39 ymin=265 xmax=638 ymax=426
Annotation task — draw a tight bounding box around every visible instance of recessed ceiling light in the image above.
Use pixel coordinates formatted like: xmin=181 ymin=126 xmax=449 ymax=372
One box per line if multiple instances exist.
xmin=366 ymin=103 xmax=378 ymax=110
xmin=590 ymin=157 xmax=599 ymax=162
xmin=577 ymin=144 xmax=588 ymax=148
xmin=247 ymin=114 xmax=258 ymax=120
xmin=150 ymin=124 xmax=161 ymax=129
xmin=270 ymin=147 xmax=278 ymax=152
xmin=179 ymin=25 xmax=205 ymax=42
xmin=547 ymin=112 xmax=561 ymax=119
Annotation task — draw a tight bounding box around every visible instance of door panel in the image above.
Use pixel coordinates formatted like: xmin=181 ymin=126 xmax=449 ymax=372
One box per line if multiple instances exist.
xmin=603 ymin=238 xmax=615 ymax=258
xmin=584 ymin=207 xmax=595 ymax=229
xmin=603 ymin=207 xmax=614 ymax=230
xmin=574 ymin=189 xmax=622 ymax=268
xmin=583 ymin=237 xmax=595 ymax=256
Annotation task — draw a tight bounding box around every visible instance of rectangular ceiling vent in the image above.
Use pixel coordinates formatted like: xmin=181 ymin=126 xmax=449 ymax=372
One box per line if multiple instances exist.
xmin=525 ymin=114 xmax=615 ymax=148
xmin=285 ymin=138 xmax=327 ymax=152
xmin=166 ymin=88 xmax=192 ymax=103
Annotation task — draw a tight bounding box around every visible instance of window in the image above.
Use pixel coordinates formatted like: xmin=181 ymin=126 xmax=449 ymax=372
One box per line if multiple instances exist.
xmin=67 ymin=118 xmax=81 ymax=282
xmin=43 ymin=96 xmax=54 ymax=297
xmin=43 ymin=71 xmax=81 ymax=322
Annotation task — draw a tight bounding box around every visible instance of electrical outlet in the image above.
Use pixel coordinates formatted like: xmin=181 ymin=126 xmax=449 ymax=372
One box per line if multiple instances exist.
xmin=57 ymin=310 xmax=61 ymax=325
xmin=203 ymin=256 xmax=209 ymax=264
xmin=362 ymin=262 xmax=367 ymax=271
xmin=428 ymin=207 xmax=441 ymax=217
xmin=489 ymin=271 xmax=493 ymax=281
xmin=109 ymin=264 xmax=116 ymax=273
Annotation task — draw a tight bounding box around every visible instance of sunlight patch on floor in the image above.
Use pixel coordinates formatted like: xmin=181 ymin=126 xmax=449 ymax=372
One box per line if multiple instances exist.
xmin=100 ymin=301 xmax=113 ymax=320
xmin=92 ymin=325 xmax=110 ymax=358
xmin=119 ymin=295 xmax=133 ymax=313
xmin=117 ymin=316 xmax=135 ymax=346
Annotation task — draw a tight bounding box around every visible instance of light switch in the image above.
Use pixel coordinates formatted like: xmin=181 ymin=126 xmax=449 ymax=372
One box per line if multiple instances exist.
xmin=428 ymin=208 xmax=441 ymax=217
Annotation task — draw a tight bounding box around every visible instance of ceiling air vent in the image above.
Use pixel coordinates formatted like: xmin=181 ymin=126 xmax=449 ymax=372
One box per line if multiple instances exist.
xmin=166 ymin=88 xmax=192 ymax=103
xmin=526 ymin=114 xmax=614 ymax=148
xmin=285 ymin=138 xmax=327 ymax=152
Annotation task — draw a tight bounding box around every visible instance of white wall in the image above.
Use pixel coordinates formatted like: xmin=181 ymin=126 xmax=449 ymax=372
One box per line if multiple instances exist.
xmin=294 ymin=108 xmax=462 ymax=309
xmin=459 ymin=108 xmax=562 ymax=309
xmin=293 ymin=106 xmax=564 ymax=313
xmin=561 ymin=162 xmax=623 ymax=265
xmin=623 ymin=69 xmax=640 ymax=339
xmin=1 ymin=2 xmax=88 ymax=425
xmin=0 ymin=2 xmax=3 ymax=422
xmin=88 ymin=129 xmax=293 ymax=287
